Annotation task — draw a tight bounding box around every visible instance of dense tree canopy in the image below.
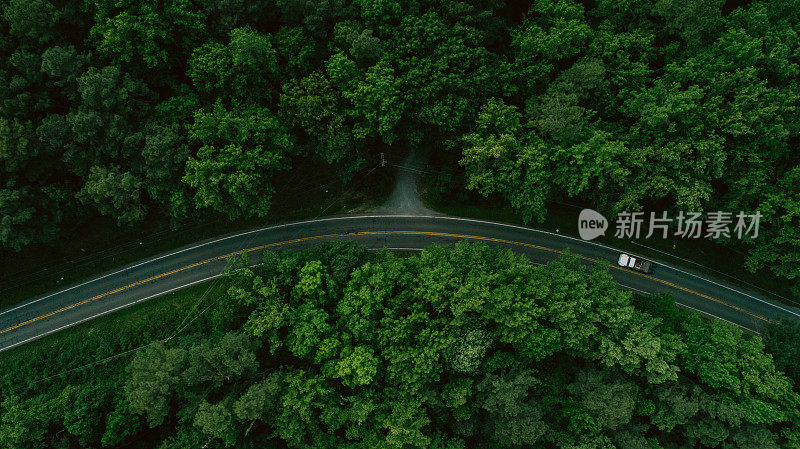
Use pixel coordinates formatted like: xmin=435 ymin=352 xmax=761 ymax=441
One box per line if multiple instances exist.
xmin=1 ymin=242 xmax=799 ymax=448
xmin=1 ymin=0 xmax=798 ymax=291
xmin=1 ymin=1 xmax=798 ymax=446
xmin=454 ymin=0 xmax=800 ymax=293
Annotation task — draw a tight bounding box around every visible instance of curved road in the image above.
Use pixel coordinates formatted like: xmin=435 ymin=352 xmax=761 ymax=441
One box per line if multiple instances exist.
xmin=1 ymin=214 xmax=799 ymax=352
xmin=2 ymin=154 xmax=798 ymax=351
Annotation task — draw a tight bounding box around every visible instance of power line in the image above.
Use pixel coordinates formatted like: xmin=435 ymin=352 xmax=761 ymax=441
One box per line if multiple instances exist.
xmin=8 ymin=272 xmax=229 ymax=393
xmin=4 ymin=162 xmax=387 ymax=393
xmin=390 ymin=157 xmax=794 ymax=304
xmin=0 ymin=173 xmax=350 ymax=298
xmin=313 ymin=164 xmax=381 ymax=220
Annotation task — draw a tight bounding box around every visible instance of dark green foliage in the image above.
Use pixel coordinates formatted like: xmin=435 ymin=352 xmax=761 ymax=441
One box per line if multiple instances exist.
xmin=764 ymin=319 xmax=800 ymax=385
xmin=188 ymin=26 xmax=277 ymax=101
xmin=87 ymin=0 xmax=206 ymax=72
xmin=1 ymin=0 xmax=798 ymax=295
xmin=2 ymin=242 xmax=797 ymax=448
xmin=183 ymin=101 xmax=294 ymax=219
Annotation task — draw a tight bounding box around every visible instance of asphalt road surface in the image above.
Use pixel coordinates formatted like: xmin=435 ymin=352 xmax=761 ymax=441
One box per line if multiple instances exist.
xmin=2 ymin=214 xmax=799 ymax=352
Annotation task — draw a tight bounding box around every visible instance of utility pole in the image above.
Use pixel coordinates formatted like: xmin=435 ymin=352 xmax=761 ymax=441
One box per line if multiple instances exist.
xmin=380 ymin=153 xmax=386 ymax=167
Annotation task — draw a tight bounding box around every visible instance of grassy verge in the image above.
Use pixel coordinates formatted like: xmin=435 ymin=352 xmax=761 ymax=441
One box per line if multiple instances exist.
xmin=0 ymin=165 xmax=393 ymax=310
xmin=0 ymin=281 xmax=227 ymax=375
xmin=0 ymin=268 xmax=737 ymax=376
xmin=0 ymin=247 xmax=424 ymax=379
xmin=419 ymin=176 xmax=798 ymax=305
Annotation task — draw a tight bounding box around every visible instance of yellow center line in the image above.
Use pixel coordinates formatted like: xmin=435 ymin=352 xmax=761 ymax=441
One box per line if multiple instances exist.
xmin=0 ymin=230 xmax=769 ymax=336
xmin=364 ymin=231 xmax=769 ymax=322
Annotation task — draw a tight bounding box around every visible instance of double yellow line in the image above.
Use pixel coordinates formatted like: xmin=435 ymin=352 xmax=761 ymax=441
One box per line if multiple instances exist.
xmin=369 ymin=231 xmax=768 ymax=323
xmin=0 ymin=230 xmax=769 ymax=336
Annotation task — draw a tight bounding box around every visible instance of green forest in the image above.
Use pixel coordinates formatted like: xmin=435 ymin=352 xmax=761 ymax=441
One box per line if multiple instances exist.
xmin=1 ymin=242 xmax=800 ymax=448
xmin=1 ymin=0 xmax=799 ymax=293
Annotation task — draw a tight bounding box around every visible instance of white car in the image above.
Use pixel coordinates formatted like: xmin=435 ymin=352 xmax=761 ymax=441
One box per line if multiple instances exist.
xmin=617 ymin=253 xmax=653 ymax=273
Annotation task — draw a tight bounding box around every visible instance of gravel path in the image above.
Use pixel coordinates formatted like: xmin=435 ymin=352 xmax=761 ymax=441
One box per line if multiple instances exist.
xmin=371 ymin=151 xmax=438 ymax=215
